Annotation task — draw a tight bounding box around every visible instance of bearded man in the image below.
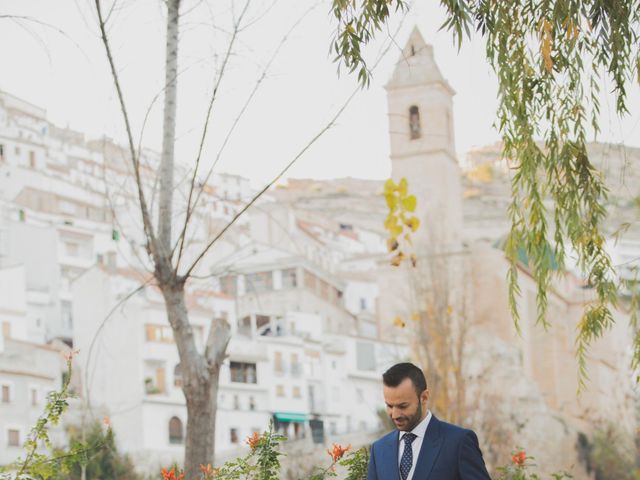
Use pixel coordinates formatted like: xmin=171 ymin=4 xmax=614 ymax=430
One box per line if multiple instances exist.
xmin=367 ymin=363 xmax=491 ymax=480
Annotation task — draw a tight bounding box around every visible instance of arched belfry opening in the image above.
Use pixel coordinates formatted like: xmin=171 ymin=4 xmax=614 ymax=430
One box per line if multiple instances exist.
xmin=409 ymin=105 xmax=421 ymax=139
xmin=410 ymin=44 xmax=416 ymax=56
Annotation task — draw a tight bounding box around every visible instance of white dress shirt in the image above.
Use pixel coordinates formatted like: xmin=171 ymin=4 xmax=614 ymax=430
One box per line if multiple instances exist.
xmin=397 ymin=410 xmax=432 ymax=480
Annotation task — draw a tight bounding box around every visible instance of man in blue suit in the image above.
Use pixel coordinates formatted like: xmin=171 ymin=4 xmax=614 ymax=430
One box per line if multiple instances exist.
xmin=367 ymin=363 xmax=491 ymax=480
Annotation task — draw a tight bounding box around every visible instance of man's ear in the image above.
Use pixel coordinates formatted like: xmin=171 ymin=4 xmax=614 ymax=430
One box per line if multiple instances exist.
xmin=420 ymin=389 xmax=429 ymax=404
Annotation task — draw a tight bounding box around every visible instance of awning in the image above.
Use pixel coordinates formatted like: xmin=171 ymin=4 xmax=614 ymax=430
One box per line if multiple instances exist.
xmin=274 ymin=412 xmax=307 ymax=423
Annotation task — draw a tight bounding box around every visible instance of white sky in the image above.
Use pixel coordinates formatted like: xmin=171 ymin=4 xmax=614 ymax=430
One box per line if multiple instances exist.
xmin=1 ymin=0 xmax=638 ymax=188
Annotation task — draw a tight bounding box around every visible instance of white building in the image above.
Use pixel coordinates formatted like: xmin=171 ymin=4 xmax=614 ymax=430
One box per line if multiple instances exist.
xmin=0 ymin=334 xmax=65 ymax=465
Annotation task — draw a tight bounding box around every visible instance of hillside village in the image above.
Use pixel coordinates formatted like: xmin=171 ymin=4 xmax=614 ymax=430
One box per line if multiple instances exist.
xmin=0 ymin=28 xmax=638 ymax=477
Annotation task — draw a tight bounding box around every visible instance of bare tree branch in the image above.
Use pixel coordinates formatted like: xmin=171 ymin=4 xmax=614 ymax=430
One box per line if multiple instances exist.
xmin=182 ymin=86 xmax=360 ymax=278
xmin=181 ymin=5 xmax=409 ymax=277
xmin=175 ymin=0 xmax=252 ymax=271
xmin=95 ymin=0 xmax=159 ymax=262
xmin=174 ymin=3 xmax=320 ymax=267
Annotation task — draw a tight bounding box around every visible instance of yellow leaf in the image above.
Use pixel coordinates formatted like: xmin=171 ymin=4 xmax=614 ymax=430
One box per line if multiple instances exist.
xmin=447 ymin=305 xmax=453 ymax=316
xmin=387 ymin=237 xmax=399 ymax=252
xmin=410 ymin=313 xmax=420 ymax=322
xmin=397 ymin=178 xmax=408 ymax=197
xmin=390 ymin=224 xmax=403 ymax=238
xmin=410 ymin=253 xmax=417 ymax=267
xmin=390 ymin=251 xmax=405 ymax=266
xmin=542 ymin=37 xmax=553 ymax=73
xmin=393 ymin=316 xmax=406 ymax=328
xmin=406 ymin=216 xmax=420 ymax=232
xmin=540 ymin=19 xmax=553 ymax=73
xmin=401 ymin=195 xmax=417 ymax=212
xmin=385 ymin=192 xmax=398 ymax=210
xmin=384 ymin=215 xmax=398 ymax=230
xmin=384 ymin=178 xmax=396 ymax=193
xmin=403 ymin=233 xmax=413 ymax=246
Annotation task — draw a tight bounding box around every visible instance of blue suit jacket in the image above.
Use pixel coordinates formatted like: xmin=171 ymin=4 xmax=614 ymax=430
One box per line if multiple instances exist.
xmin=367 ymin=415 xmax=491 ymax=480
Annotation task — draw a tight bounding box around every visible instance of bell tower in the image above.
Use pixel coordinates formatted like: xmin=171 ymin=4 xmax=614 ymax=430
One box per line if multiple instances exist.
xmin=385 ymin=27 xmax=463 ymax=250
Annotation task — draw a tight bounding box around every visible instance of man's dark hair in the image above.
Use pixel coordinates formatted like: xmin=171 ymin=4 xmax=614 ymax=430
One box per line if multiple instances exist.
xmin=382 ymin=363 xmax=427 ymax=396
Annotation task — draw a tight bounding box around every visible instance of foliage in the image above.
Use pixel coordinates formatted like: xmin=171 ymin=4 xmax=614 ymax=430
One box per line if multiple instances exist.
xmin=576 ymin=424 xmax=640 ymax=480
xmin=157 ymin=428 xmax=367 ymax=480
xmin=59 ymin=420 xmax=140 ymax=480
xmin=0 ymin=352 xmax=106 ymax=480
xmin=332 ymin=0 xmax=640 ymax=388
xmin=383 ymin=177 xmax=419 ymax=267
xmin=496 ymin=450 xmax=572 ymax=480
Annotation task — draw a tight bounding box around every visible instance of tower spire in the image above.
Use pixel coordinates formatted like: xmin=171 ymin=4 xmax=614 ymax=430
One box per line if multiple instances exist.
xmin=385 ymin=26 xmax=454 ymax=94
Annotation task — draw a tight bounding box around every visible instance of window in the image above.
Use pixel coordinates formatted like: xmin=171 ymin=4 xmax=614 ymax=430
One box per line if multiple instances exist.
xmin=291 ymin=353 xmax=301 ymax=376
xmin=0 ymin=144 xmax=4 ymax=159
xmin=409 ymin=106 xmax=421 ymax=139
xmin=61 ymin=301 xmax=73 ymax=331
xmin=274 ymin=352 xmax=283 ymax=373
xmin=174 ymin=364 xmax=183 ymax=388
xmin=29 ymin=151 xmax=36 ymax=168
xmin=233 ymin=395 xmax=240 ymax=410
xmin=245 ymin=271 xmax=273 ymax=293
xmin=8 ymin=429 xmax=20 ymax=447
xmin=1 ymin=385 xmax=10 ymax=403
xmin=145 ymin=324 xmax=174 ymax=343
xmin=230 ymin=362 xmax=257 ymax=384
xmin=31 ymin=387 xmax=38 ymax=406
xmin=249 ymin=396 xmax=256 ymax=411
xmin=168 ymin=417 xmax=183 ymax=444
xmin=2 ymin=321 xmax=10 ymax=339
xmin=356 ymin=342 xmax=376 ymax=371
xmin=281 ymin=268 xmax=297 ymax=289
xmin=276 ymin=385 xmax=285 ymax=397
xmin=293 ymin=386 xmax=301 ymax=398
xmin=230 ymin=428 xmax=239 ymax=444
xmin=360 ymin=298 xmax=367 ymax=311
xmin=15 ymin=146 xmax=20 ymax=155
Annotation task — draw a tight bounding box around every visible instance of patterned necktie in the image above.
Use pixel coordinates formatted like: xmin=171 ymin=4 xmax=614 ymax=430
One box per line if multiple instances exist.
xmin=400 ymin=432 xmax=417 ymax=480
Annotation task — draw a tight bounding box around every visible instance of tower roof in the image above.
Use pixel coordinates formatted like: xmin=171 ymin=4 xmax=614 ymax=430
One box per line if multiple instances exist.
xmin=385 ymin=26 xmax=454 ymax=93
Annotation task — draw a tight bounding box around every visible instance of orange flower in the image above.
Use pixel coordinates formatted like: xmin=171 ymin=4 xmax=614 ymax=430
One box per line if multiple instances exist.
xmin=161 ymin=467 xmax=185 ymax=480
xmin=246 ymin=431 xmax=260 ymax=450
xmin=102 ymin=416 xmax=111 ymax=428
xmin=511 ymin=450 xmax=527 ymax=466
xmin=200 ymin=464 xmax=218 ymax=477
xmin=327 ymin=443 xmax=351 ymax=462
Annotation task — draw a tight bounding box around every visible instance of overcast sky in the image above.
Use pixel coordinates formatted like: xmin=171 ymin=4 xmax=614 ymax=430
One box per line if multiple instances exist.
xmin=1 ymin=0 xmax=638 ymax=188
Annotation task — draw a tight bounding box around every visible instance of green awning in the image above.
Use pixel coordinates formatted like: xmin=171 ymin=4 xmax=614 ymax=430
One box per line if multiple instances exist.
xmin=274 ymin=412 xmax=307 ymax=423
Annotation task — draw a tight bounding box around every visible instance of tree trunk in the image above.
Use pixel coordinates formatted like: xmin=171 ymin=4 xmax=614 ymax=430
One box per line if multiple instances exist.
xmin=158 ymin=0 xmax=180 ymax=251
xmin=183 ymin=370 xmax=222 ymax=479
xmin=162 ymin=283 xmax=228 ymax=478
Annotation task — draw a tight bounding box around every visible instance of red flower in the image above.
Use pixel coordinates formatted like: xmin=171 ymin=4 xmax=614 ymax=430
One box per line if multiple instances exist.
xmin=161 ymin=467 xmax=185 ymax=480
xmin=246 ymin=431 xmax=260 ymax=450
xmin=327 ymin=443 xmax=351 ymax=462
xmin=512 ymin=450 xmax=527 ymax=466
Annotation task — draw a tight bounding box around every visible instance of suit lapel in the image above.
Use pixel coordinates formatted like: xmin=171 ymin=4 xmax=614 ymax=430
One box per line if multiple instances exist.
xmin=379 ymin=430 xmax=401 ymax=480
xmin=412 ymin=415 xmax=443 ymax=480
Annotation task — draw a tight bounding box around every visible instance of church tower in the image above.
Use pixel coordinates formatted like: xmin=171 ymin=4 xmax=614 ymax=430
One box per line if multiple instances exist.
xmin=385 ymin=27 xmax=463 ymax=251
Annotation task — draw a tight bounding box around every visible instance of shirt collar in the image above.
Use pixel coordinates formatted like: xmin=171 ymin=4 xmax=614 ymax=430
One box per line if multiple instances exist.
xmin=399 ymin=410 xmax=432 ymax=440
